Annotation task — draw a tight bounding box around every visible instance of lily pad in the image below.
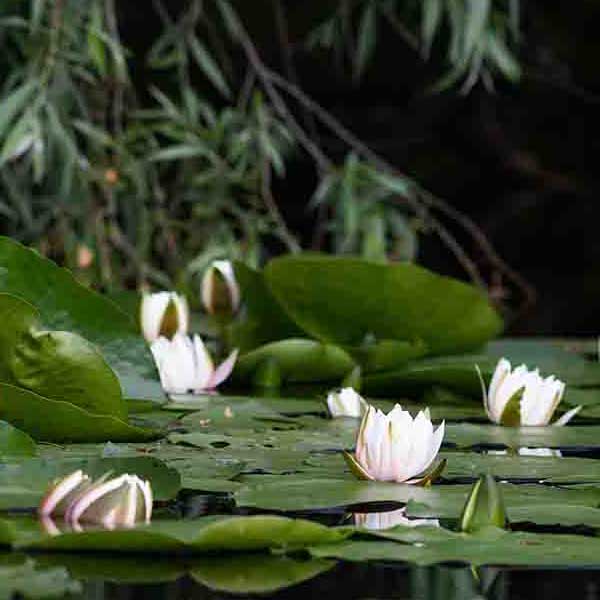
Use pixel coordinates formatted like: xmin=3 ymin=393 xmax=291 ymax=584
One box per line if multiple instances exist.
xmin=445 ymin=423 xmax=600 ymax=450
xmin=0 ymin=293 xmax=125 ymax=419
xmin=0 ymin=237 xmax=161 ymax=400
xmin=442 ymin=451 xmax=600 ymax=483
xmin=363 ymin=341 xmax=600 ymax=397
xmin=234 ymin=476 xmax=600 ymax=513
xmin=0 ymin=383 xmax=160 ymax=443
xmin=229 ymin=262 xmax=304 ymax=352
xmin=4 ymin=515 xmax=350 ymax=554
xmin=265 ymin=254 xmax=502 ymax=354
xmin=0 ymin=422 xmax=36 ymax=458
xmin=310 ymin=526 xmax=600 ymax=566
xmin=233 ymin=339 xmax=356 ymax=384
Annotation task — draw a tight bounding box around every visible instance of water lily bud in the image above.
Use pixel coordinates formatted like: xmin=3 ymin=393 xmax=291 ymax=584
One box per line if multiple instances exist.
xmin=477 ymin=358 xmax=581 ymax=427
xmin=39 ymin=470 xmax=153 ymax=530
xmin=201 ymin=260 xmax=240 ymax=317
xmin=353 ymin=507 xmax=439 ymax=530
xmin=459 ymin=474 xmax=508 ymax=533
xmin=140 ymin=292 xmax=189 ymax=343
xmin=326 ymin=387 xmax=367 ymax=418
xmin=344 ymin=404 xmax=445 ymax=485
xmin=65 ymin=473 xmax=153 ymax=529
xmin=150 ymin=333 xmax=238 ymax=395
xmin=38 ymin=470 xmax=91 ymax=517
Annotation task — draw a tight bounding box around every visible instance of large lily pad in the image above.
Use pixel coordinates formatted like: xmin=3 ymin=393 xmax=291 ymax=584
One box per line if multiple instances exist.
xmin=3 ymin=515 xmax=350 ymax=554
xmin=234 ymin=476 xmax=600 ymax=513
xmin=364 ymin=340 xmax=600 ymax=397
xmin=0 ymin=383 xmax=160 ymax=444
xmin=0 ymin=422 xmax=36 ymax=458
xmin=310 ymin=526 xmax=600 ymax=566
xmin=445 ymin=423 xmax=600 ymax=450
xmin=229 ymin=262 xmax=304 ymax=352
xmin=233 ymin=339 xmax=355 ymax=384
xmin=0 ymin=293 xmax=124 ymax=419
xmin=0 ymin=237 xmax=161 ymax=400
xmin=264 ymin=254 xmax=502 ymax=354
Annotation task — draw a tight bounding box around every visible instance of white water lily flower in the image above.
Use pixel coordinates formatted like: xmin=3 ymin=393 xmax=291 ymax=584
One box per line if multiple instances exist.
xmin=353 ymin=507 xmax=439 ymax=530
xmin=327 ymin=387 xmax=368 ymax=418
xmin=150 ymin=333 xmax=238 ymax=394
xmin=201 ymin=260 xmax=240 ymax=316
xmin=345 ymin=404 xmax=445 ymax=484
xmin=39 ymin=471 xmax=153 ymax=530
xmin=140 ymin=291 xmax=189 ymax=343
xmin=477 ymin=358 xmax=581 ymax=427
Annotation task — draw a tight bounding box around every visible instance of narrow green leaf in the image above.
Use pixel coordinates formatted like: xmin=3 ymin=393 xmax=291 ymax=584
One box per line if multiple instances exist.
xmin=422 ymin=0 xmax=443 ymax=57
xmin=354 ymin=3 xmax=377 ymax=81
xmin=0 ymin=82 xmax=37 ymax=140
xmin=464 ymin=0 xmax=490 ymax=58
xmin=188 ymin=36 xmax=231 ymax=98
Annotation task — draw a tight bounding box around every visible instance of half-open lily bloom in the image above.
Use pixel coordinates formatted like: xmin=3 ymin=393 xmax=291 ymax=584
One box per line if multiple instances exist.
xmin=150 ymin=333 xmax=238 ymax=394
xmin=39 ymin=470 xmax=152 ymax=530
xmin=344 ymin=405 xmax=445 ymax=485
xmin=478 ymin=358 xmax=581 ymax=427
xmin=326 ymin=387 xmax=368 ymax=418
xmin=140 ymin=291 xmax=189 ymax=343
xmin=201 ymin=260 xmax=240 ymax=317
xmin=353 ymin=508 xmax=439 ymax=530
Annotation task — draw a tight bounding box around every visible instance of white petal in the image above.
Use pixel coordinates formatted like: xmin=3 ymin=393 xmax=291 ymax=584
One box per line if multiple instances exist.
xmin=192 ymin=335 xmax=215 ymax=391
xmin=490 ymin=365 xmax=529 ymax=423
xmin=553 ymin=404 xmax=581 ymax=427
xmin=207 ymin=349 xmax=239 ymax=390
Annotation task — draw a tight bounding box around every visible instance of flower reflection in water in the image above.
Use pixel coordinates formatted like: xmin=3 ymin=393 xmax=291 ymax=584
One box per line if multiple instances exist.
xmin=353 ymin=507 xmax=439 ymax=531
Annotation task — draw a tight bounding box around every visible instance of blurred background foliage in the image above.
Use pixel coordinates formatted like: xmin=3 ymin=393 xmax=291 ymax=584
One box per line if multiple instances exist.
xmin=0 ymin=0 xmax=547 ymax=321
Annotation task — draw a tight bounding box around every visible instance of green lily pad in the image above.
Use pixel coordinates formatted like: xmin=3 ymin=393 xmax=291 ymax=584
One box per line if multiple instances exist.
xmin=443 ymin=451 xmax=600 ymax=483
xmin=0 ymin=293 xmax=125 ymax=419
xmin=0 ymin=237 xmax=161 ymax=400
xmin=310 ymin=526 xmax=600 ymax=566
xmin=190 ymin=555 xmax=336 ymax=594
xmin=264 ymin=254 xmax=502 ymax=354
xmin=445 ymin=423 xmax=600 ymax=449
xmin=229 ymin=262 xmax=304 ymax=352
xmin=234 ymin=476 xmax=600 ymax=513
xmin=0 ymin=383 xmax=160 ymax=443
xmin=233 ymin=339 xmax=356 ymax=384
xmin=0 ymin=422 xmax=36 ymax=458
xmin=364 ymin=341 xmax=600 ymax=397
xmin=4 ymin=515 xmax=350 ymax=554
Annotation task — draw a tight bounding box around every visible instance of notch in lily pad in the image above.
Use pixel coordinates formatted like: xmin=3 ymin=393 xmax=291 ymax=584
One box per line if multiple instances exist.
xmin=459 ymin=474 xmax=508 ymax=533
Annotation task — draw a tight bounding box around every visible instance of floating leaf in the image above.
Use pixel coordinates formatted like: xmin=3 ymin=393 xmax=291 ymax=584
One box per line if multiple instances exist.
xmin=233 ymin=339 xmax=355 ymax=384
xmin=0 ymin=422 xmax=36 ymax=459
xmin=0 ymin=383 xmax=160 ymax=444
xmin=0 ymin=237 xmax=162 ymax=399
xmin=264 ymin=255 xmax=502 ymax=354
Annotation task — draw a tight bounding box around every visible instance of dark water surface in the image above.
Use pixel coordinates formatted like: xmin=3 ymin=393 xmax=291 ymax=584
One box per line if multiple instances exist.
xmin=43 ymin=561 xmax=600 ymax=599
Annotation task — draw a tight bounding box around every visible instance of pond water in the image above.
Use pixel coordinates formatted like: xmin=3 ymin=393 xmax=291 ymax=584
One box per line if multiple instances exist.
xmin=11 ymin=558 xmax=600 ymax=599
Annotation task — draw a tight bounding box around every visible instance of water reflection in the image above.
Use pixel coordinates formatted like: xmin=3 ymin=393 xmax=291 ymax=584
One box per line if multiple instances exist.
xmin=352 ymin=507 xmax=439 ymax=530
xmin=13 ymin=555 xmax=600 ymax=600
xmin=487 ymin=447 xmax=562 ymax=457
